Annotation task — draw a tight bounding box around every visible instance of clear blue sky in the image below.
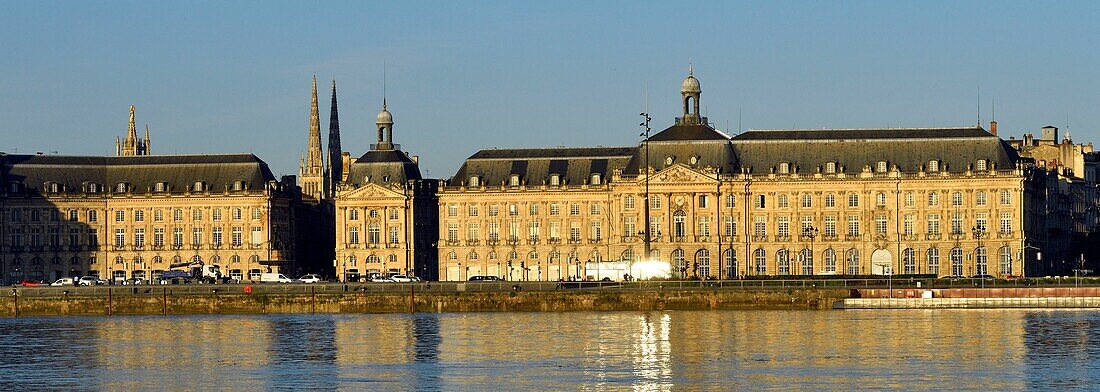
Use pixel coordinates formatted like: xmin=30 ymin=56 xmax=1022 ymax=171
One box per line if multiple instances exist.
xmin=2 ymin=1 xmax=1098 ymax=178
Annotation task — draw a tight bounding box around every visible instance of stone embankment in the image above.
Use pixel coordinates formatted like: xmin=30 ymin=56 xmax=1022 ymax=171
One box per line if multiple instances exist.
xmin=835 ymin=287 xmax=1100 ymax=309
xmin=1 ymin=286 xmax=848 ymax=317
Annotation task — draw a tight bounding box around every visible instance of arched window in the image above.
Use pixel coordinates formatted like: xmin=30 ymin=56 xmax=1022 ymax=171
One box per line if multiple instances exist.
xmin=754 ymin=249 xmax=767 ymax=275
xmin=927 ymin=247 xmax=940 ymax=275
xmin=529 ymin=251 xmax=539 ymax=261
xmin=999 ymin=246 xmax=1012 ymax=276
xmin=875 ymin=192 xmax=887 ymax=207
xmin=488 ymin=251 xmax=497 ymax=260
xmin=950 ymin=247 xmax=963 ymax=276
xmin=672 ymin=211 xmax=687 ymax=238
xmin=846 ymin=249 xmax=860 ymax=275
xmin=590 ymin=250 xmax=602 ymax=263
xmin=823 ymin=248 xmax=836 ymax=273
xmin=903 ymin=248 xmax=916 ymax=274
xmin=975 ymin=246 xmax=988 ymax=275
xmin=799 ymin=248 xmax=813 ymax=275
xmin=369 ymin=254 xmax=383 ymax=264
xmin=469 ymin=176 xmax=480 ymax=187
xmin=468 ymin=252 xmax=479 ymax=261
xmin=876 ymin=161 xmax=888 ymax=173
xmin=624 ymin=195 xmax=635 ymax=209
xmin=672 ymin=249 xmax=686 ymax=277
xmin=696 ymin=249 xmax=710 ymax=278
xmin=724 ymin=249 xmax=736 ymax=279
xmin=776 ymin=249 xmax=790 ymax=275
xmin=621 ymin=249 xmax=634 ymax=263
xmin=590 ymin=173 xmax=601 ymax=186
xmin=825 ymin=162 xmax=837 ymax=174
xmin=229 ymin=255 xmax=240 ymax=264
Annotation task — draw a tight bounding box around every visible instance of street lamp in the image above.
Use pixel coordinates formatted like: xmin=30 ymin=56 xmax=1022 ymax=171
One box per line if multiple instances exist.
xmin=972 ymin=225 xmax=986 ymax=288
xmin=803 ymin=225 xmax=818 ymax=275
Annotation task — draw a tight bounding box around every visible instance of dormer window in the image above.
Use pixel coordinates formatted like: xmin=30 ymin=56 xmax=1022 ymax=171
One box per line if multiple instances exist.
xmin=975 ymin=159 xmax=987 ymax=171
xmin=115 ymin=182 xmax=128 ymax=193
xmin=509 ymin=175 xmax=520 ymax=187
xmin=193 ymin=181 xmax=206 ymax=192
xmin=825 ymin=162 xmax=837 ymax=174
xmin=590 ymin=173 xmax=601 ymax=186
xmin=232 ymin=181 xmax=246 ymax=191
xmin=45 ymin=182 xmax=61 ymax=193
xmin=689 ymin=156 xmax=699 ymax=165
xmin=928 ymin=160 xmax=939 ymax=172
xmin=154 ymin=182 xmax=168 ymax=192
xmin=665 ymin=156 xmax=674 ymax=166
xmin=876 ymin=161 xmax=888 ymax=173
xmin=549 ymin=174 xmax=560 ymax=186
xmin=778 ymin=162 xmax=790 ymax=174
xmin=469 ymin=176 xmax=480 ymax=187
xmin=8 ymin=181 xmax=22 ymax=193
xmin=86 ymin=183 xmax=101 ymax=193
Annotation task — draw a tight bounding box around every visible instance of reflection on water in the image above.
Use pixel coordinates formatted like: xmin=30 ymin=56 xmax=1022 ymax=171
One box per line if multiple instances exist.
xmin=1 ymin=310 xmax=1099 ymax=390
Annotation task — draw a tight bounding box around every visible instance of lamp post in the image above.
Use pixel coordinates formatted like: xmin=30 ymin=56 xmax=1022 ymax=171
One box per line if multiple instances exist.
xmin=972 ymin=225 xmax=985 ymax=288
xmin=803 ymin=226 xmax=818 ymax=275
xmin=639 ymin=111 xmax=652 ymax=276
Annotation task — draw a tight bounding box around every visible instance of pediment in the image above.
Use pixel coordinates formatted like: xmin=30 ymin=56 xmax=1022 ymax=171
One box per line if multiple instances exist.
xmin=337 ymin=183 xmax=406 ymax=200
xmin=647 ymin=164 xmax=720 ymax=185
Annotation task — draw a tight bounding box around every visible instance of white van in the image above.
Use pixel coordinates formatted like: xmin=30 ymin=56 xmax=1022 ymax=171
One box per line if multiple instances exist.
xmin=259 ymin=272 xmax=292 ymax=283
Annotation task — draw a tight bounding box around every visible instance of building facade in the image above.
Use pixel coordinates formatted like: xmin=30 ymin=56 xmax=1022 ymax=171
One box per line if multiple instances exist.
xmin=0 ymin=153 xmax=299 ymax=284
xmin=437 ymin=72 xmax=1040 ymax=281
xmin=333 ymin=100 xmax=439 ymax=282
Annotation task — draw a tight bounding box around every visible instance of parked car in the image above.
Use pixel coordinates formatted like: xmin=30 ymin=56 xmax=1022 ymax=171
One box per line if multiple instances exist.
xmin=370 ymin=275 xmax=395 ymax=283
xmin=50 ymin=278 xmax=76 ymax=287
xmin=298 ymin=274 xmax=322 ymax=283
xmin=123 ymin=277 xmax=145 ymax=285
xmin=390 ymin=275 xmax=414 ymax=283
xmin=78 ymin=276 xmax=102 ymax=286
xmin=468 ymin=275 xmax=502 ymax=282
xmin=19 ymin=279 xmax=45 ymax=287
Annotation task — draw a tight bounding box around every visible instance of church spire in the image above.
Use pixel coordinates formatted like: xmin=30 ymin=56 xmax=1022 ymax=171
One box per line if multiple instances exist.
xmin=144 ymin=125 xmax=151 ymax=155
xmin=299 ymin=75 xmax=327 ymax=201
xmin=327 ymin=79 xmax=343 ymax=194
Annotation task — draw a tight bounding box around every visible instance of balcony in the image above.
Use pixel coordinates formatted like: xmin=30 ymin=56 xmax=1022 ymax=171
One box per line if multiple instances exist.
xmin=547 ymin=238 xmax=562 ymax=245
xmin=822 ymin=234 xmax=838 ymax=242
xmin=68 ymin=245 xmax=83 ymax=252
xmin=444 ymin=240 xmax=460 ymax=246
xmin=152 ymin=244 xmax=164 ymax=250
xmin=507 ymin=239 xmax=519 ymax=246
xmin=752 ymin=234 xmax=768 ymax=242
xmin=465 ymin=240 xmax=480 ymax=246
xmin=925 ymin=234 xmax=941 ymax=241
xmin=113 ymin=245 xmax=125 ymax=251
xmin=775 ymin=235 xmax=790 ymax=242
xmin=845 ymin=234 xmax=862 ymax=241
xmin=568 ymin=239 xmax=582 ymax=244
xmin=588 ymin=239 xmax=602 ymax=244
xmin=902 ymin=234 xmax=918 ymax=241
xmin=972 ymin=232 xmax=989 ymax=240
xmin=133 ymin=244 xmax=145 ymax=250
xmin=949 ymin=232 xmax=965 ymax=240
xmin=527 ymin=238 xmax=540 ymax=245
xmin=486 ymin=239 xmax=500 ymax=246
xmin=997 ymin=231 xmax=1014 ymax=239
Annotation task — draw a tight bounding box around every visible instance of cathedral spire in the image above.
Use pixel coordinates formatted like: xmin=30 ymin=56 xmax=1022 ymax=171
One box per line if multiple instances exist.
xmin=327 ymin=79 xmax=343 ymax=195
xmin=144 ymin=125 xmax=151 ymax=155
xmin=299 ymin=75 xmax=327 ymax=201
xmin=128 ymin=105 xmax=137 ymax=140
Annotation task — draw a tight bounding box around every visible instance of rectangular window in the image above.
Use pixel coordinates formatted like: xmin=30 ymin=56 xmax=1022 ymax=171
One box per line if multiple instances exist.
xmin=134 ymin=210 xmax=144 ymax=222
xmin=174 ymin=228 xmax=185 ymax=248
xmin=824 ymin=216 xmax=837 ymax=237
xmin=777 ymin=195 xmax=789 ymax=208
xmin=468 ymin=205 xmax=479 ymax=217
xmin=154 ymin=209 xmax=163 ymax=222
xmin=847 ymin=216 xmax=860 ymax=236
xmin=875 ymin=215 xmax=888 ymax=235
xmin=88 ymin=229 xmax=98 ymax=248
xmin=349 ymin=227 xmax=359 ymax=244
xmin=589 ymin=221 xmax=601 ymax=241
xmin=928 ymin=213 xmax=940 ymax=235
xmin=447 ymin=205 xmax=458 ymax=217
xmin=800 ymin=216 xmax=813 ymax=236
xmin=251 ymin=227 xmax=262 ymax=245
xmin=725 ymin=195 xmax=736 ymax=209
xmin=192 ymin=228 xmax=203 ymax=246
xmin=975 ymin=212 xmax=988 ymax=233
xmin=1000 ymin=212 xmax=1012 ymax=233
xmin=192 ymin=209 xmax=202 ymax=221
xmin=153 ymin=228 xmax=165 ymax=247
xmin=114 ymin=228 xmax=125 ymax=248
xmin=389 ymin=227 xmax=399 ymax=244
xmin=231 ymin=227 xmax=242 ymax=247
xmin=509 ymin=221 xmax=519 ymax=241
xmin=801 ymin=194 xmax=812 ymax=208
xmin=488 ymin=222 xmax=500 ymax=241
xmin=69 ymin=229 xmax=80 ymax=246
xmin=115 ymin=210 xmax=125 ymax=222
xmin=233 ymin=208 xmax=243 ymax=220
xmin=134 ymin=228 xmax=145 ymax=248
xmin=777 ymin=216 xmax=789 ymax=238
xmin=825 ymin=194 xmax=836 ymax=208
xmin=724 ymin=216 xmax=736 ymax=237
xmin=447 ymin=223 xmax=459 ymax=242
xmin=569 ymin=222 xmax=581 ymax=242
xmin=349 ymin=209 xmax=359 ymax=221
xmin=951 ymin=213 xmax=963 ymax=234
xmin=467 ymin=223 xmax=480 ymax=241
xmin=212 ymin=227 xmax=223 ymax=247
xmin=904 ymin=215 xmax=915 ymax=235
xmin=570 ymin=204 xmax=580 ymax=216
xmin=528 ymin=221 xmax=540 ymax=241
xmin=549 ymin=203 xmax=560 ymax=216
xmin=649 ymin=217 xmax=662 ymax=239
xmin=389 ymin=209 xmax=398 ymax=220
xmin=698 ymin=216 xmax=710 ymax=237
xmin=756 ymin=195 xmax=766 ymax=209
xmin=753 ymin=216 xmax=767 ymax=237
xmin=650 ymin=196 xmax=661 ymax=210
xmin=489 ymin=205 xmax=499 ymax=216
xmin=589 ymin=203 xmax=600 ymax=215
xmin=624 ymin=196 xmax=635 ymax=210
xmin=699 ymin=195 xmax=709 ymax=209
xmin=623 ymin=217 xmax=636 ymax=238
xmin=213 ymin=209 xmax=223 ymax=221
xmin=904 ymin=192 xmax=914 ymax=208
xmin=252 ymin=208 xmax=261 ymax=220
xmin=529 ymin=204 xmax=539 ymax=216
xmin=1000 ymin=191 xmax=1011 ymax=205
xmin=847 ymin=194 xmax=859 ymax=208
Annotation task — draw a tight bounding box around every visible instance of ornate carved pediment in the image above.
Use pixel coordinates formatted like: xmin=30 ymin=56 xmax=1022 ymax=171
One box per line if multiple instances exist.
xmin=337 ymin=183 xmax=405 ymax=200
xmin=650 ymin=164 xmax=719 ymax=185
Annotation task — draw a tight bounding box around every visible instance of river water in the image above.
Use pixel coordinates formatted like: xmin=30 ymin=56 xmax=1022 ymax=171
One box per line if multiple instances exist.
xmin=1 ymin=310 xmax=1098 ymax=391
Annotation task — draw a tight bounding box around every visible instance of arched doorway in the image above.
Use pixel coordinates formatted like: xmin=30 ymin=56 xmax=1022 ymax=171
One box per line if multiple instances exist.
xmin=870 ymin=249 xmax=892 ymax=275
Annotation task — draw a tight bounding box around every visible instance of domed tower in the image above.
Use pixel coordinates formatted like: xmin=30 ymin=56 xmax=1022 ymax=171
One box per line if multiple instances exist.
xmin=375 ymin=99 xmax=395 ymax=150
xmin=678 ymin=65 xmax=703 ymax=126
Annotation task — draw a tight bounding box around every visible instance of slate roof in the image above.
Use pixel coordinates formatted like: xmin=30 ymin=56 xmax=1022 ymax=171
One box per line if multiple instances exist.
xmin=624 ymin=123 xmax=739 ymax=174
xmin=450 ymin=147 xmax=636 ymax=187
xmin=344 ymin=149 xmax=423 ymax=187
xmin=730 ymin=127 xmax=1020 ymax=173
xmin=0 ymin=153 xmax=277 ymax=196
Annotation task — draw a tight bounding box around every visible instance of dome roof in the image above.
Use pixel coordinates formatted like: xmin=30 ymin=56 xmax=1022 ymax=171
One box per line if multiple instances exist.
xmin=681 ymin=75 xmax=701 ymax=94
xmin=376 ymin=107 xmax=393 ymax=124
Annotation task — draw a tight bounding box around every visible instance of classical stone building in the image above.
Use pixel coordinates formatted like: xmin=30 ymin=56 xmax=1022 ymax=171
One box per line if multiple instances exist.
xmin=0 ymin=153 xmax=300 ymax=284
xmin=437 ymin=71 xmax=1042 ymax=281
xmin=333 ymin=99 xmax=438 ymax=282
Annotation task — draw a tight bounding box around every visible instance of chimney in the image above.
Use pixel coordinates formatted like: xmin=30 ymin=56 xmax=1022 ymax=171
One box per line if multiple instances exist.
xmin=990 ymin=120 xmax=998 ymax=136
xmin=412 ymin=155 xmax=419 ymax=164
